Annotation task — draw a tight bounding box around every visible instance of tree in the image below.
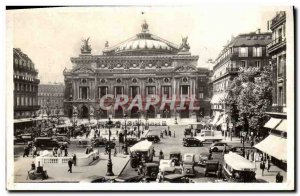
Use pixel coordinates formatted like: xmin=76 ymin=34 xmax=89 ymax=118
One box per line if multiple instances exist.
xmin=225 ymin=66 xmax=272 ymax=136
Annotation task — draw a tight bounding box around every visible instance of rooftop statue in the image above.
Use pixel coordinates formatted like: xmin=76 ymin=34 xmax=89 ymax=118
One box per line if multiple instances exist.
xmin=81 ymin=37 xmax=92 ymax=54
xmin=180 ymin=36 xmax=190 ymax=51
xmin=105 ymin=41 xmax=109 ymax=48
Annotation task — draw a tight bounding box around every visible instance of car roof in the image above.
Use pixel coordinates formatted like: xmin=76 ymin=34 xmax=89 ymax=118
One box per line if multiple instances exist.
xmin=145 ymin=163 xmax=159 ymax=167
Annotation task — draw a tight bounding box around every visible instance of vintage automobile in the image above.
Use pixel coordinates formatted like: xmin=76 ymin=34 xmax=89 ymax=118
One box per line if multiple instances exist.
xmin=210 ymin=142 xmax=229 ymax=152
xmin=114 ymin=175 xmax=143 ymax=183
xmin=34 ymin=137 xmax=60 ymax=149
xmin=159 ymin=159 xmax=173 ymax=172
xmin=182 ymin=138 xmax=203 ymax=147
xmin=52 ymin=136 xmax=70 ymax=145
xmin=198 ymin=152 xmax=211 ymax=167
xmin=223 ymin=152 xmax=256 ymax=182
xmin=229 ymin=146 xmax=244 ymax=156
xmin=130 ymin=140 xmax=154 ymax=168
xmin=126 ymin=137 xmax=139 ymax=146
xmin=146 ymin=135 xmax=160 ymax=143
xmin=204 ymin=160 xmax=219 ymax=177
xmin=169 ymin=151 xmax=181 ymax=166
xmin=162 ymin=174 xmax=191 ymax=183
xmin=79 ymin=175 xmax=109 ymax=183
xmin=91 ymin=137 xmax=106 ymax=147
xmin=17 ymin=133 xmax=33 ymax=144
xmin=182 ymin=153 xmax=196 ymax=177
xmin=142 ymin=163 xmax=159 ymax=180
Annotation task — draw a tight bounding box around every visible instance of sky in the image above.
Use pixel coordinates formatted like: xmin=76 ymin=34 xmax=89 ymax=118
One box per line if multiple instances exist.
xmin=7 ymin=6 xmax=291 ymax=84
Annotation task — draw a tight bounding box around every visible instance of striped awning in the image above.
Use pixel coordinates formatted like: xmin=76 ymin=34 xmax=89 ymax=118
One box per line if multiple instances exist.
xmin=211 ymin=112 xmax=221 ymax=125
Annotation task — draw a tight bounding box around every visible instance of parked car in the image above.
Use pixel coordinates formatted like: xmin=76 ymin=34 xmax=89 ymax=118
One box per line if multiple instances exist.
xmin=146 ymin=135 xmax=160 ymax=143
xmin=182 ymin=153 xmax=196 ymax=177
xmin=162 ymin=174 xmax=191 ymax=183
xmin=127 ymin=137 xmax=139 ymax=146
xmin=159 ymin=159 xmax=173 ymax=172
xmin=229 ymin=146 xmax=244 ymax=156
xmin=204 ymin=160 xmax=219 ymax=177
xmin=52 ymin=135 xmax=70 ymax=144
xmin=169 ymin=151 xmax=181 ymax=166
xmin=114 ymin=175 xmax=143 ymax=183
xmin=183 ymin=138 xmax=203 ymax=147
xmin=210 ymin=142 xmax=229 ymax=152
xmin=34 ymin=137 xmax=60 ymax=149
xmin=198 ymin=152 xmax=211 ymax=166
xmin=79 ymin=175 xmax=109 ymax=183
xmin=91 ymin=137 xmax=106 ymax=147
xmin=142 ymin=163 xmax=159 ymax=180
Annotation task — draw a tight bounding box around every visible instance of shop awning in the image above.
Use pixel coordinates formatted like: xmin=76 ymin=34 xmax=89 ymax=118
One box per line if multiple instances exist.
xmin=14 ymin=118 xmax=33 ymax=124
xmin=210 ymin=93 xmax=228 ymax=104
xmin=215 ymin=114 xmax=228 ymax=126
xmin=264 ymin=117 xmax=282 ymax=129
xmin=254 ymin=134 xmax=286 ymax=162
xmin=275 ymin=119 xmax=287 ymax=132
xmin=211 ymin=112 xmax=221 ymax=125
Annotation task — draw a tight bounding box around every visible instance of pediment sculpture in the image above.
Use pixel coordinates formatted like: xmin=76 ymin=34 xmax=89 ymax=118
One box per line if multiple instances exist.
xmin=73 ymin=66 xmax=95 ymax=74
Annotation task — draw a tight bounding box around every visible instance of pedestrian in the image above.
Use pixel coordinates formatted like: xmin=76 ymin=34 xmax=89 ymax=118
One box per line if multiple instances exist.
xmin=68 ymin=158 xmax=73 ymax=173
xmin=58 ymin=146 xmax=62 ymax=157
xmin=160 ymin=132 xmax=163 ymax=139
xmin=73 ymin=154 xmax=77 ymax=166
xmin=159 ymin=149 xmax=164 ymax=160
xmin=64 ymin=147 xmax=68 ymax=157
xmin=85 ymin=147 xmax=89 ymax=154
xmin=246 ymin=151 xmax=250 ymax=160
xmin=152 ymin=148 xmax=156 ymax=157
xmin=267 ymin=159 xmax=271 ymax=172
xmin=276 ymin=172 xmax=283 ymax=183
xmin=23 ymin=146 xmax=29 ymax=158
xmin=250 ymin=140 xmax=254 ymax=147
xmin=168 ymin=130 xmax=171 ymax=137
xmin=260 ymin=161 xmax=265 ymax=176
xmin=164 ymin=129 xmax=167 ymax=136
xmin=217 ymin=164 xmax=223 ymax=179
xmin=173 ymin=131 xmax=176 ymax=138
xmin=32 ymin=145 xmax=37 ymax=158
xmin=114 ymin=147 xmax=117 ymax=157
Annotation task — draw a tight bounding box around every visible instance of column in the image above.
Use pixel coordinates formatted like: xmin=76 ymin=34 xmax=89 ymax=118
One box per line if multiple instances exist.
xmin=180 ymin=86 xmax=182 ymax=97
xmin=114 ymin=87 xmax=116 ymax=97
xmin=79 ymin=87 xmax=82 ymax=99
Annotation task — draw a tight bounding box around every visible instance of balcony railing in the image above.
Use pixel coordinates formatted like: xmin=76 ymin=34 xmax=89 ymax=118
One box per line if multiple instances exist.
xmin=267 ymin=36 xmax=286 ymax=50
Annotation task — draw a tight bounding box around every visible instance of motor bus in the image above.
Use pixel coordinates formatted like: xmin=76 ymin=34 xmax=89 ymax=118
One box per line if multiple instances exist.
xmin=129 ymin=140 xmax=154 ymax=168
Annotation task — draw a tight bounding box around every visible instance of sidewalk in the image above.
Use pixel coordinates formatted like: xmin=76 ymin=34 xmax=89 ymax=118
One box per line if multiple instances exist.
xmin=254 ymin=161 xmax=287 ymax=183
xmin=14 ymin=153 xmax=130 ymax=183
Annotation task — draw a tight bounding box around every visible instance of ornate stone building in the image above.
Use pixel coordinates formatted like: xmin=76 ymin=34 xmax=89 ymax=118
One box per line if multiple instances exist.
xmin=210 ymin=30 xmax=272 ymax=127
xmin=63 ymin=22 xmax=210 ymax=119
xmin=13 ymin=48 xmax=40 ymax=119
xmin=37 ymin=83 xmax=65 ymax=117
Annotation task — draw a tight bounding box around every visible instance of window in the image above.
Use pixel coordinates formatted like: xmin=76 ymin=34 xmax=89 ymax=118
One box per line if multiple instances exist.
xmin=114 ymin=86 xmax=124 ymax=96
xmin=162 ymin=86 xmax=171 ymax=98
xmin=253 ymin=47 xmax=262 ymax=57
xmin=99 ymin=86 xmax=108 ymax=98
xmin=238 ymin=47 xmax=248 ymax=57
xmin=255 ymin=61 xmax=261 ymax=69
xmin=181 ymin=85 xmax=189 ymax=95
xmin=199 ymin=93 xmax=204 ymax=99
xmin=199 ymin=87 xmax=204 ymax=91
xmin=278 ymin=55 xmax=285 ymax=76
xmin=240 ymin=61 xmax=247 ymax=68
xmin=146 ymin=86 xmax=156 ymax=95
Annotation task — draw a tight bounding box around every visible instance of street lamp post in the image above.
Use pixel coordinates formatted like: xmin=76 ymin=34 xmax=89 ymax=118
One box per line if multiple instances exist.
xmin=137 ymin=111 xmax=140 ymax=139
xmin=106 ymin=117 xmax=114 ymax=176
xmin=123 ymin=113 xmax=129 ymax=155
xmin=56 ymin=105 xmax=60 ymax=125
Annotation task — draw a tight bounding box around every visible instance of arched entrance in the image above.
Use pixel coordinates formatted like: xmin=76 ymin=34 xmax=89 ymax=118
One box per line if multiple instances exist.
xmin=162 ymin=104 xmax=171 ymax=118
xmin=115 ymin=106 xmax=123 ymax=118
xmin=147 ymin=105 xmax=156 ymax=118
xmin=131 ymin=106 xmax=139 ymax=118
xmin=81 ymin=105 xmax=89 ymax=118
xmin=180 ymin=104 xmax=189 ymax=118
